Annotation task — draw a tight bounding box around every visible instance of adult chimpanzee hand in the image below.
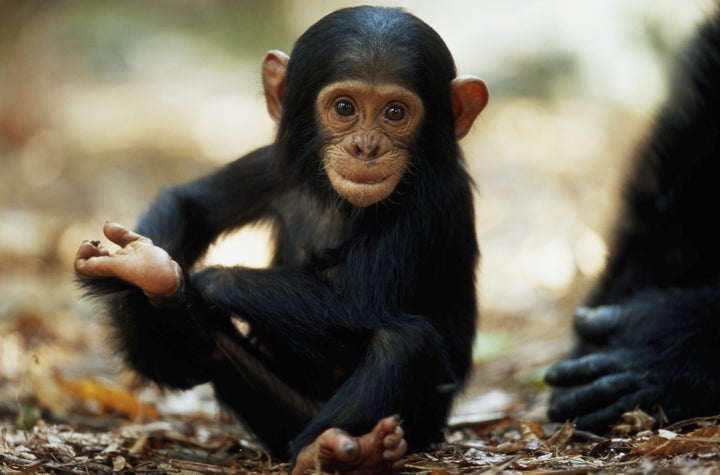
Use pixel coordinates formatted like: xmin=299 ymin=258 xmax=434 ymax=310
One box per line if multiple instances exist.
xmin=547 ymin=289 xmax=720 ymax=432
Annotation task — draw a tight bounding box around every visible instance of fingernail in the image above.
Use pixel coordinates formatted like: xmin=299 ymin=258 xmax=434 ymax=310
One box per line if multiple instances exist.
xmin=574 ymin=306 xmax=593 ymax=319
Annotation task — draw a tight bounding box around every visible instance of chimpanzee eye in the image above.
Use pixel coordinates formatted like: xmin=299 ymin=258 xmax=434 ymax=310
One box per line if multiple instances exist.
xmin=385 ymin=104 xmax=405 ymax=121
xmin=334 ymin=101 xmax=356 ymax=117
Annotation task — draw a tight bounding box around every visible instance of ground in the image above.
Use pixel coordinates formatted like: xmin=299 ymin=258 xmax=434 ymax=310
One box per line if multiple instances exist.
xmin=2 ymin=298 xmax=720 ymax=474
xmin=2 ymin=1 xmax=720 ymax=473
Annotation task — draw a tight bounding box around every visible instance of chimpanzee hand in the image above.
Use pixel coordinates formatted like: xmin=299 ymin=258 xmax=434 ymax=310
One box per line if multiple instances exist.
xmin=546 ymin=289 xmax=720 ymax=433
xmin=74 ymin=222 xmax=183 ymax=298
xmin=189 ymin=266 xmax=237 ymax=309
xmin=545 ymin=305 xmax=654 ymax=432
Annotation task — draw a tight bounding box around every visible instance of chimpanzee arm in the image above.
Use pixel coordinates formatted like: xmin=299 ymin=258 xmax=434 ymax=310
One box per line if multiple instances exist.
xmin=547 ymin=14 xmax=720 ymax=431
xmin=137 ymin=145 xmax=277 ymax=270
xmin=190 ymin=266 xmax=360 ymax=356
xmin=78 ymin=146 xmax=277 ymax=387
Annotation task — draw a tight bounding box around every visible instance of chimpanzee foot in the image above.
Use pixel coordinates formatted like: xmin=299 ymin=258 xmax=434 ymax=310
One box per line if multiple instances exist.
xmin=292 ymin=416 xmax=407 ymax=475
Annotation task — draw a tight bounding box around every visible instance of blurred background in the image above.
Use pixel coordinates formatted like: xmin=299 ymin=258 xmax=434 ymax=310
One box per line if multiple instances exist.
xmin=0 ymin=0 xmax=716 ymax=425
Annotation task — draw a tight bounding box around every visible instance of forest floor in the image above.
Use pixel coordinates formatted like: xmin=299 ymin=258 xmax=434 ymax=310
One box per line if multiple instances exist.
xmin=1 ymin=292 xmax=720 ymax=474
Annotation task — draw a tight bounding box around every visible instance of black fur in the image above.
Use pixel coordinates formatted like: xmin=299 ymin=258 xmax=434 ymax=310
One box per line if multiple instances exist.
xmin=546 ymin=11 xmax=720 ymax=432
xmin=78 ymin=6 xmax=479 ymax=463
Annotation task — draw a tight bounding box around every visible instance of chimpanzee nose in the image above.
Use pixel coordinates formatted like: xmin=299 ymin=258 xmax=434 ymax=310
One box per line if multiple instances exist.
xmin=350 ymin=133 xmax=381 ymax=160
xmin=355 ymin=143 xmax=379 ymax=159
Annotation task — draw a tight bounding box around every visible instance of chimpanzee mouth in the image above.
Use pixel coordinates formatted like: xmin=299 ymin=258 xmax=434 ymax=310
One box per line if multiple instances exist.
xmin=334 ymin=167 xmax=395 ymax=185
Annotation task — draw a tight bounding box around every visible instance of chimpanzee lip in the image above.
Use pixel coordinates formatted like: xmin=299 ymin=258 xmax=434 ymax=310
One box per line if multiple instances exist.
xmin=347 ymin=175 xmax=390 ymax=185
xmin=334 ymin=167 xmax=393 ymax=185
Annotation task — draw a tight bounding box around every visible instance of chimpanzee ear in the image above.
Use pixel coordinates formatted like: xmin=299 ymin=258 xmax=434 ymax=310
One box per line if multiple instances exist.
xmin=262 ymin=50 xmax=290 ymax=123
xmin=450 ymin=76 xmax=488 ymax=139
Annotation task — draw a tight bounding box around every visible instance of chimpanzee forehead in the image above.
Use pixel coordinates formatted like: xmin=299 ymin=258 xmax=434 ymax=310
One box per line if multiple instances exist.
xmin=328 ymin=48 xmax=417 ymax=87
xmin=291 ymin=7 xmax=456 ymax=83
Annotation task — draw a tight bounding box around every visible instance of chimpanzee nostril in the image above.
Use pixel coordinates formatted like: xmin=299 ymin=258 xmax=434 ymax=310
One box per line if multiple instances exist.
xmin=355 ymin=143 xmax=379 ymax=159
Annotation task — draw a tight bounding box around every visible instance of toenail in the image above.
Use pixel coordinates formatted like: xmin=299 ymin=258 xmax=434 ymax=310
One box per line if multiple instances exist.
xmin=341 ymin=439 xmax=357 ymax=455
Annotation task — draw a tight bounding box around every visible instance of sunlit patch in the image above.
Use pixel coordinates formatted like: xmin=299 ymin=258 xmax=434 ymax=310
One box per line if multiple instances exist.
xmin=193 ymin=95 xmax=273 ymax=163
xmin=575 ymin=226 xmax=607 ymax=277
xmin=200 ymin=224 xmax=274 ymax=269
xmin=520 ymin=238 xmax=576 ymax=293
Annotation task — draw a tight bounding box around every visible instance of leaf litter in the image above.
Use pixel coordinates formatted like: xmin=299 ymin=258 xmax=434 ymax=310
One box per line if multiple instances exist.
xmin=2 ymin=307 xmax=720 ymax=473
xmin=3 ymin=406 xmax=720 ymax=473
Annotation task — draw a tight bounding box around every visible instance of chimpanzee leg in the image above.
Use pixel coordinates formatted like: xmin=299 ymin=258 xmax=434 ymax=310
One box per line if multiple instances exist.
xmin=209 ymin=331 xmax=320 ymax=456
xmin=288 ymin=314 xmax=456 ymax=462
xmin=86 ymin=276 xmax=319 ymax=456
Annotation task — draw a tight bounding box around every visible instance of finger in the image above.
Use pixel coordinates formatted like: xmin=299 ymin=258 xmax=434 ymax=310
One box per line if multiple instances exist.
xmin=74 ymin=242 xmax=111 ymax=275
xmin=75 ymin=240 xmax=109 ymax=262
xmin=74 ymin=253 xmax=117 ymax=278
xmin=103 ymin=221 xmax=150 ymax=247
xmin=548 ymin=372 xmax=638 ymax=419
xmin=574 ymin=305 xmax=623 ymax=341
xmin=545 ymin=352 xmax=623 ymax=385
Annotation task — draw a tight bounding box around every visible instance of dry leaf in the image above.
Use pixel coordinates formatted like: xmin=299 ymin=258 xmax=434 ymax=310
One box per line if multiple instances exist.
xmin=546 ymin=421 xmax=575 ymax=451
xmin=629 ymin=424 xmax=720 ymax=456
xmin=612 ymin=408 xmax=655 ymax=434
xmin=112 ymin=455 xmax=127 ymax=471
xmin=28 ymin=364 xmax=74 ymax=417
xmin=687 ymin=424 xmax=720 ymax=440
xmin=53 ymin=371 xmax=159 ymax=420
xmin=519 ymin=420 xmax=545 ymax=441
